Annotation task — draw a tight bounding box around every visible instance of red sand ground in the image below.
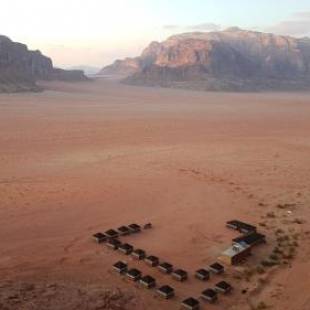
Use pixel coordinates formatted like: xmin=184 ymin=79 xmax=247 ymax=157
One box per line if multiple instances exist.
xmin=0 ymin=79 xmax=310 ymax=309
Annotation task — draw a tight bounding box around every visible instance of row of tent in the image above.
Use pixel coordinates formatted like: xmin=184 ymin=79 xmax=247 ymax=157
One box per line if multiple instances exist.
xmin=92 ymin=223 xmax=233 ymax=309
xmin=113 ymin=260 xmax=233 ymax=310
xmin=93 ymin=223 xmax=147 ymax=243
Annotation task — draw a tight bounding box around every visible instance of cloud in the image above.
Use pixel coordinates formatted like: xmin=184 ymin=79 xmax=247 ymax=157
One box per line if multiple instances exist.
xmin=266 ymin=11 xmax=310 ymax=37
xmin=188 ymin=23 xmax=221 ymax=31
xmin=163 ymin=23 xmax=221 ymax=32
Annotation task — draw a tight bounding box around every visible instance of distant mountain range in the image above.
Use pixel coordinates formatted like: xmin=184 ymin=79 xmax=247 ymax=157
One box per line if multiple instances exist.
xmin=100 ymin=27 xmax=310 ymax=91
xmin=0 ymin=35 xmax=88 ymax=93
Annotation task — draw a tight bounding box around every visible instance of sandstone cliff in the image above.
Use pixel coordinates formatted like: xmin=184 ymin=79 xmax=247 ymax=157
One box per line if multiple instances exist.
xmin=0 ymin=35 xmax=88 ymax=93
xmin=101 ymin=28 xmax=310 ymax=91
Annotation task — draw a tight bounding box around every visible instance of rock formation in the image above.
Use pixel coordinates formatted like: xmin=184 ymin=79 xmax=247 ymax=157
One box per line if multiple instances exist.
xmin=0 ymin=35 xmax=88 ymax=93
xmin=99 ymin=58 xmax=141 ymax=77
xmin=100 ymin=28 xmax=310 ymax=91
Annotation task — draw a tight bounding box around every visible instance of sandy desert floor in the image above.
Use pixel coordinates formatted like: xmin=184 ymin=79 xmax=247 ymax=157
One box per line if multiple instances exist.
xmin=0 ymin=79 xmax=310 ymax=310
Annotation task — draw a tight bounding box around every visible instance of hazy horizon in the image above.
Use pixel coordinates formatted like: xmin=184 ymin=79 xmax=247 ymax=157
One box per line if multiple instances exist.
xmin=1 ymin=0 xmax=310 ymax=68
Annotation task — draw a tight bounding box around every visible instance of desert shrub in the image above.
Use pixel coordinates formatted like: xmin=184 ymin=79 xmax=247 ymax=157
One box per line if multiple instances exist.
xmin=275 ymin=228 xmax=284 ymax=235
xmin=277 ymin=235 xmax=290 ymax=243
xmin=266 ymin=212 xmax=276 ymax=218
xmin=232 ymin=273 xmax=242 ymax=280
xmin=294 ymin=218 xmax=304 ymax=225
xmin=282 ymin=254 xmax=294 ymax=260
xmin=289 ymin=247 xmax=296 ymax=254
xmin=256 ymin=265 xmax=265 ymax=274
xmin=255 ymin=301 xmax=268 ymax=309
xmin=269 ymin=253 xmax=279 ymax=261
xmin=291 ymin=241 xmax=299 ymax=247
xmin=273 ymin=247 xmax=283 ymax=255
xmin=292 ymin=233 xmax=300 ymax=240
xmin=282 ymin=249 xmax=295 ymax=260
xmin=243 ymin=268 xmax=256 ymax=281
xmin=258 ymin=278 xmax=268 ymax=285
xmin=261 ymin=259 xmax=277 ymax=267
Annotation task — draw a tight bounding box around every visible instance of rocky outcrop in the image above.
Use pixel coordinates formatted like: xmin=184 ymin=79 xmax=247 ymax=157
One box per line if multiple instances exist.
xmin=49 ymin=68 xmax=88 ymax=81
xmin=0 ymin=35 xmax=88 ymax=93
xmin=99 ymin=58 xmax=141 ymax=77
xmin=101 ymin=28 xmax=310 ymax=91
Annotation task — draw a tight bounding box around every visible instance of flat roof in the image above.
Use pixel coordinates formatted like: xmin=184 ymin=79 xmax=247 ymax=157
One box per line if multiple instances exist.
xmin=145 ymin=255 xmax=159 ymax=261
xmin=127 ymin=268 xmax=141 ymax=277
xmin=173 ymin=269 xmax=187 ymax=275
xmin=128 ymin=223 xmax=141 ymax=231
xmin=215 ymin=281 xmax=232 ymax=291
xmin=182 ymin=297 xmax=200 ymax=307
xmin=117 ymin=226 xmax=130 ymax=232
xmin=113 ymin=261 xmax=127 ymax=269
xmin=140 ymin=275 xmax=155 ymax=284
xmin=196 ymin=268 xmax=209 ymax=274
xmin=233 ymin=232 xmax=266 ymax=245
xmin=227 ymin=220 xmax=256 ymax=231
xmin=157 ymin=285 xmax=174 ymax=294
xmin=159 ymin=262 xmax=173 ymax=269
xmin=209 ymin=262 xmax=224 ymax=271
xmin=202 ymin=288 xmax=217 ymax=298
xmin=221 ymin=243 xmax=251 ymax=257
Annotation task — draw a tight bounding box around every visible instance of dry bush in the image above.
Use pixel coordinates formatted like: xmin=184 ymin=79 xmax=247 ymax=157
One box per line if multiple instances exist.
xmin=266 ymin=212 xmax=276 ymax=218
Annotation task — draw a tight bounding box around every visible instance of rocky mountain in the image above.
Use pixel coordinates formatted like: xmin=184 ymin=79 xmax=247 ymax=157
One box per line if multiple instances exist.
xmin=101 ymin=28 xmax=310 ymax=91
xmin=0 ymin=35 xmax=88 ymax=93
xmin=99 ymin=58 xmax=141 ymax=77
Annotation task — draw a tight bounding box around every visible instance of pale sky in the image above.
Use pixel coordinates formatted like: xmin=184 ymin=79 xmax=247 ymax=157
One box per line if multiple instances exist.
xmin=1 ymin=0 xmax=310 ymax=68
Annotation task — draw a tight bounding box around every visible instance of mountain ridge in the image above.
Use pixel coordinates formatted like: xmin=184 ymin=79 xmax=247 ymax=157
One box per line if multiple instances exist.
xmin=100 ymin=28 xmax=310 ymax=91
xmin=0 ymin=35 xmax=88 ymax=93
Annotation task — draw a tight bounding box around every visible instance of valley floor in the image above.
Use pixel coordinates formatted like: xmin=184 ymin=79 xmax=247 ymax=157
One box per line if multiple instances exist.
xmin=0 ymin=79 xmax=310 ymax=309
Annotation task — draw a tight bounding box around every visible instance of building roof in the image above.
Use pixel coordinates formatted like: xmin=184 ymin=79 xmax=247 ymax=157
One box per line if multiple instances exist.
xmin=128 ymin=223 xmax=141 ymax=232
xmin=143 ymin=223 xmax=152 ymax=229
xmin=221 ymin=243 xmax=251 ymax=258
xmin=226 ymin=220 xmax=256 ymax=233
xmin=107 ymin=238 xmax=121 ymax=248
xmin=127 ymin=268 xmax=141 ymax=278
xmin=195 ymin=268 xmax=210 ymax=278
xmin=93 ymin=232 xmax=105 ymax=238
xmin=113 ymin=261 xmax=127 ymax=271
xmin=145 ymin=255 xmax=159 ymax=266
xmin=132 ymin=249 xmax=146 ymax=257
xmin=215 ymin=281 xmax=232 ymax=291
xmin=172 ymin=269 xmax=188 ymax=278
xmin=182 ymin=297 xmax=200 ymax=307
xmin=93 ymin=232 xmax=106 ymax=242
xmin=140 ymin=275 xmax=156 ymax=284
xmin=145 ymin=255 xmax=159 ymax=262
xmin=158 ymin=262 xmax=173 ymax=271
xmin=157 ymin=285 xmax=174 ymax=294
xmin=105 ymin=229 xmax=119 ymax=238
xmin=119 ymin=243 xmax=133 ymax=252
xmin=233 ymin=232 xmax=266 ymax=246
xmin=201 ymin=288 xmax=217 ymax=298
xmin=209 ymin=262 xmax=224 ymax=272
xmin=117 ymin=226 xmax=130 ymax=234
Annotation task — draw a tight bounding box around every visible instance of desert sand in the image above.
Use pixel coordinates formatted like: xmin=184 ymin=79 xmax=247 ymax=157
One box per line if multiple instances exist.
xmin=0 ymin=79 xmax=310 ymax=309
